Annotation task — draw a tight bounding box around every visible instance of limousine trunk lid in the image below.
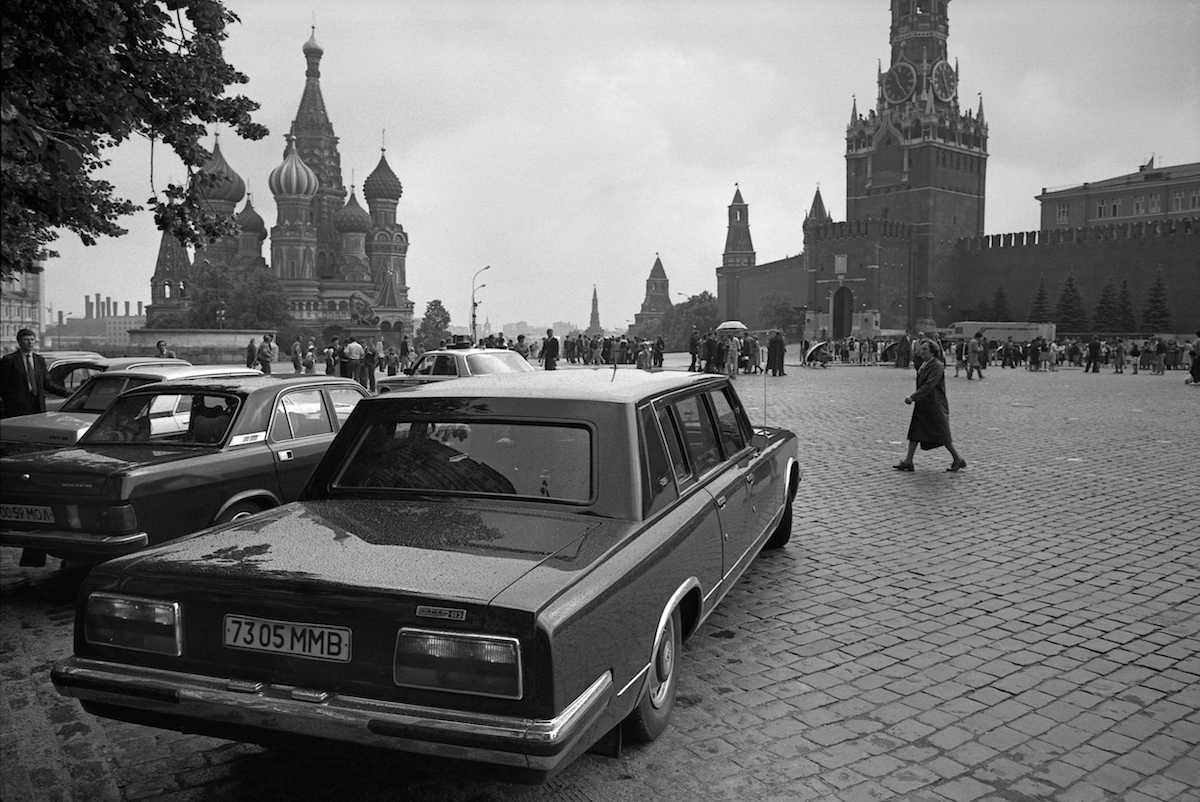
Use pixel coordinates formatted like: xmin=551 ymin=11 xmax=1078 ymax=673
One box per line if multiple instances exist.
xmin=83 ymin=499 xmax=631 ymax=714
xmin=1 ymin=444 xmax=212 ymax=500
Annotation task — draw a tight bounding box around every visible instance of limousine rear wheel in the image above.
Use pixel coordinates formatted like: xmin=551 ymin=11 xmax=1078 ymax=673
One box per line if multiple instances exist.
xmin=623 ymin=606 xmax=681 ymax=743
xmin=765 ymin=474 xmax=798 ymax=549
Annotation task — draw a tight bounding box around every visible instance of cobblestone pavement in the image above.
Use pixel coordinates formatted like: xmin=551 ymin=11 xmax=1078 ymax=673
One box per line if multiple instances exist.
xmin=2 ymin=356 xmax=1198 ymax=802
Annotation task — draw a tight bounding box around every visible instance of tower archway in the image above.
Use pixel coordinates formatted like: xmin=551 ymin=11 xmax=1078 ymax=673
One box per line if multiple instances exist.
xmin=833 ymin=287 xmax=854 ymax=339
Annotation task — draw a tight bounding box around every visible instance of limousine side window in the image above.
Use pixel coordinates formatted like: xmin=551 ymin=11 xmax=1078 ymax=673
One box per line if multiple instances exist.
xmin=656 ymin=405 xmax=692 ymax=485
xmin=672 ymin=393 xmax=721 ymax=475
xmin=639 ymin=405 xmax=679 ymax=518
xmin=708 ymin=387 xmax=748 ymax=457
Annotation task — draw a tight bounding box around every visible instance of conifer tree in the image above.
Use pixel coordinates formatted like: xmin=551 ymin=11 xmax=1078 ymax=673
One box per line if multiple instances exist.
xmin=1027 ymin=281 xmax=1051 ymax=322
xmin=991 ymin=285 xmax=1012 ymax=321
xmin=1116 ymin=280 xmax=1138 ymax=333
xmin=1092 ymin=280 xmax=1120 ymax=333
xmin=1054 ymin=273 xmax=1090 ymax=333
xmin=1140 ymin=272 xmax=1173 ymax=333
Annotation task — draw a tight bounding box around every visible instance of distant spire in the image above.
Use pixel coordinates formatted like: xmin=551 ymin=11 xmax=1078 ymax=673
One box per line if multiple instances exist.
xmin=850 ymin=94 xmax=858 ymax=124
xmin=977 ymin=93 xmax=985 ymax=125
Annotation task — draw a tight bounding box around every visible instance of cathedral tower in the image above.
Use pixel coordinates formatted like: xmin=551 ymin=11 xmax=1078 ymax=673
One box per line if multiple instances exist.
xmin=633 ymin=254 xmax=673 ymax=336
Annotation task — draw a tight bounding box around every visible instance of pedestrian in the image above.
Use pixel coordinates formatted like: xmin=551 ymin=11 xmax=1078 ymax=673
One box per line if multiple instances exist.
xmin=325 ymin=336 xmax=341 ymax=375
xmin=542 ymin=328 xmax=559 ymax=370
xmin=894 ymin=339 xmax=966 ymax=473
xmin=1113 ymin=339 xmax=1126 ymax=374
xmin=245 ymin=338 xmax=257 ymax=368
xmin=1187 ymin=332 xmax=1200 ymax=386
xmin=688 ymin=327 xmax=700 ymax=372
xmin=0 ymin=328 xmax=69 ymax=418
xmin=363 ymin=340 xmax=377 ymax=391
xmin=343 ymin=336 xmax=365 ymax=386
xmin=256 ymin=334 xmax=274 ymax=374
xmin=953 ymin=339 xmax=966 ymax=377
xmin=767 ymin=331 xmax=787 ymax=376
xmin=512 ymin=334 xmax=530 ymax=360
xmin=291 ymin=336 xmax=303 ymax=374
xmin=1085 ymin=335 xmax=1101 ymax=374
xmin=156 ymin=340 xmax=177 ymax=359
xmin=967 ymin=332 xmax=985 ymax=380
xmin=385 ymin=347 xmax=400 ymax=376
xmin=399 ymin=335 xmax=411 ymax=370
xmin=303 ymin=344 xmax=316 ymax=374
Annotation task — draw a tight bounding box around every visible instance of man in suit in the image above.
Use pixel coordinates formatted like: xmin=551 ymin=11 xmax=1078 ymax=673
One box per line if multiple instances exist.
xmin=541 ymin=328 xmax=559 ymax=371
xmin=1 ymin=329 xmax=69 ymax=418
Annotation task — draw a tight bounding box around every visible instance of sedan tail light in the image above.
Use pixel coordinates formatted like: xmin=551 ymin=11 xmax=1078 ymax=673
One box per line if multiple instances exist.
xmin=394 ymin=628 xmax=522 ymax=699
xmin=85 ymin=593 xmax=182 ymax=656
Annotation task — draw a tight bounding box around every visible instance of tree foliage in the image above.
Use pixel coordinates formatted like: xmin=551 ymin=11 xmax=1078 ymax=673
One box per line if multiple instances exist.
xmin=990 ymin=285 xmax=1012 ymax=321
xmin=415 ymin=300 xmax=453 ymax=350
xmin=1 ymin=0 xmax=267 ymax=277
xmin=1116 ymin=280 xmax=1138 ymax=333
xmin=1054 ymin=273 xmax=1090 ymax=332
xmin=1140 ymin=272 xmax=1173 ymax=333
xmin=1092 ymin=280 xmax=1121 ymax=333
xmin=181 ymin=262 xmax=289 ymax=330
xmin=659 ymin=291 xmax=720 ymax=351
xmin=1027 ymin=280 xmax=1051 ymax=323
xmin=759 ymin=292 xmax=800 ymax=332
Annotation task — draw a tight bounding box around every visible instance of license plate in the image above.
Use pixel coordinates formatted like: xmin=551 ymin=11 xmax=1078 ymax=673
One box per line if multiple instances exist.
xmin=0 ymin=504 xmax=56 ymax=524
xmin=223 ymin=615 xmax=352 ymax=663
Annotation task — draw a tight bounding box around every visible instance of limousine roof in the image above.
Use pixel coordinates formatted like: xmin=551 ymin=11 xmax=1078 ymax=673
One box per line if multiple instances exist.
xmin=387 ymin=369 xmax=725 ymax=404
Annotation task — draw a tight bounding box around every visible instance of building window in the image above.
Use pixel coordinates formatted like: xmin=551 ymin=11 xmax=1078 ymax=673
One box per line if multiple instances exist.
xmin=1133 ymin=195 xmax=1145 ymax=215
xmin=1056 ymin=203 xmax=1069 ymax=224
xmin=1095 ymin=198 xmax=1106 ymax=218
xmin=835 ymin=254 xmax=847 ymax=275
xmin=1172 ymin=191 xmax=1185 ymax=212
xmin=1110 ymin=198 xmax=1121 ymax=217
xmin=1149 ymin=193 xmax=1161 ymax=213
xmin=1191 ymin=190 xmax=1200 ymax=210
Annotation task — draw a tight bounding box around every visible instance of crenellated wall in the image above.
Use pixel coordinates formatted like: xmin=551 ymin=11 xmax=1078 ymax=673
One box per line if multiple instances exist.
xmin=952 ymin=216 xmax=1200 ymax=333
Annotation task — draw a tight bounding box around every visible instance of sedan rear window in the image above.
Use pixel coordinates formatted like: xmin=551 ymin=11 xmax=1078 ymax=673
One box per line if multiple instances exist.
xmin=464 ymin=352 xmax=533 ymax=375
xmin=335 ymin=421 xmax=592 ymax=502
xmin=83 ymin=393 xmax=239 ymax=445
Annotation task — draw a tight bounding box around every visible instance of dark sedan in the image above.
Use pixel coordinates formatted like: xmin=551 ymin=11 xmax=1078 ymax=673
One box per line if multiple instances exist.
xmin=51 ymin=370 xmax=799 ymax=781
xmin=0 ymin=374 xmax=368 ymax=566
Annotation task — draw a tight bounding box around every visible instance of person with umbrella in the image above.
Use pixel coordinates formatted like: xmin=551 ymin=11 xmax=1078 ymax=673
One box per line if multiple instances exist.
xmin=894 ymin=339 xmax=967 ymax=472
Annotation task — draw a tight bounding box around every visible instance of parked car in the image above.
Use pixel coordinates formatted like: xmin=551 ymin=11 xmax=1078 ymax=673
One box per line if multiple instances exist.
xmin=49 ymin=370 xmax=800 ymax=781
xmin=0 ymin=374 xmax=368 ymax=567
xmin=0 ymin=364 xmax=260 ymax=456
xmin=40 ymin=355 xmax=192 ymax=411
xmin=377 ymin=345 xmax=533 ymax=393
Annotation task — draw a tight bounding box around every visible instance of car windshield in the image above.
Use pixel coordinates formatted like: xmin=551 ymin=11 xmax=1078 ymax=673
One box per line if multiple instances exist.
xmin=59 ymin=376 xmax=159 ymax=413
xmin=82 ymin=392 xmax=240 ymax=445
xmin=464 ymin=352 xmax=534 ymax=375
xmin=335 ymin=420 xmax=591 ymax=502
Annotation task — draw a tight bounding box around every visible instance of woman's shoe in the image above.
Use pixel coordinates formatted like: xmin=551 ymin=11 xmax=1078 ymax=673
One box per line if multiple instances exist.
xmin=893 ymin=462 xmax=914 ymax=472
xmin=946 ymin=459 xmax=967 ymax=472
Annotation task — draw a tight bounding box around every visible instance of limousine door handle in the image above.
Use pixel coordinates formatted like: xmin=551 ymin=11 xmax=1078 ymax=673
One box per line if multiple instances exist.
xmin=278 ymin=450 xmax=294 ymax=462
xmin=716 ymin=495 xmax=727 ymax=509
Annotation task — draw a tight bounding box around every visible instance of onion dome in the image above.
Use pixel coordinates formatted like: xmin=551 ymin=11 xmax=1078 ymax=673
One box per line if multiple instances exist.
xmin=196 ymin=141 xmax=245 ymax=203
xmin=334 ymin=190 xmax=373 ymax=234
xmin=236 ymin=197 xmax=266 ymax=241
xmin=363 ymin=150 xmax=403 ymax=201
xmin=268 ymin=134 xmax=319 ymax=197
xmin=303 ymin=28 xmax=324 ymax=57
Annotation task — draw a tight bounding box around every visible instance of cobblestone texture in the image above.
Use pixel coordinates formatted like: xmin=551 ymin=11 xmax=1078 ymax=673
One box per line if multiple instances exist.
xmin=2 ymin=355 xmax=1197 ymax=801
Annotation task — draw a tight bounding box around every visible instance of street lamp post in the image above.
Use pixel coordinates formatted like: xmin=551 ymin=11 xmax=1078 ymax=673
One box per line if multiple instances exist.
xmin=471 ymin=265 xmax=490 ymax=345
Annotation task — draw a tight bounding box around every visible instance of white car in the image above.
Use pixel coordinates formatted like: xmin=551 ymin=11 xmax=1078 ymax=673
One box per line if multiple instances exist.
xmin=0 ymin=364 xmax=260 ymax=456
xmin=40 ymin=354 xmax=192 ymax=412
xmin=376 ymin=346 xmax=533 ymax=393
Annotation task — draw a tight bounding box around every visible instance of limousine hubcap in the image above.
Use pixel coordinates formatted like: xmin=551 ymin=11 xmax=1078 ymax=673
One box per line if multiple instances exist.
xmin=649 ymin=616 xmax=677 ymax=708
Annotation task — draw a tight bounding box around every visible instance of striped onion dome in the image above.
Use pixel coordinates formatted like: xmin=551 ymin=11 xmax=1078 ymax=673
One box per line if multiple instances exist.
xmin=268 ymin=134 xmax=319 ymax=197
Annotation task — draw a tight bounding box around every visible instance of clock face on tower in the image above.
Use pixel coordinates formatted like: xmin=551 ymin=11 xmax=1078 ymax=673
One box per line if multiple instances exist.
xmin=883 ymin=62 xmax=917 ymax=104
xmin=931 ymin=60 xmax=957 ymax=101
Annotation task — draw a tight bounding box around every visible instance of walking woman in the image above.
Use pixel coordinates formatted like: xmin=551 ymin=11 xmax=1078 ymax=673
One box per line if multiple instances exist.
xmin=894 ymin=339 xmax=967 ymax=472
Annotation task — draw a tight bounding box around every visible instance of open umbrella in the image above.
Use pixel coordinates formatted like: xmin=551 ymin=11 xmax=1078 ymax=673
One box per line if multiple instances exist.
xmin=805 ymin=341 xmax=830 ymax=362
xmin=715 ymin=320 xmax=748 ymax=333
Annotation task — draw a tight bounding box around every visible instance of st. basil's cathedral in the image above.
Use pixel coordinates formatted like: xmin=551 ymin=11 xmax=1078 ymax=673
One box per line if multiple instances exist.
xmin=146 ymin=30 xmax=414 ymax=343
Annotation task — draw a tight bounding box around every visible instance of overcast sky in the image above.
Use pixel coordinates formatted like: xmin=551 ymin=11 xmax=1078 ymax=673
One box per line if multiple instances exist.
xmin=37 ymin=0 xmax=1200 ymax=332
